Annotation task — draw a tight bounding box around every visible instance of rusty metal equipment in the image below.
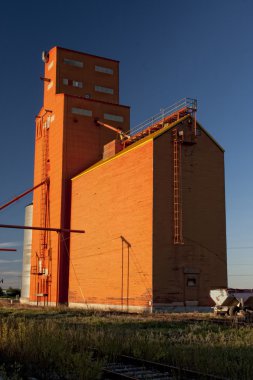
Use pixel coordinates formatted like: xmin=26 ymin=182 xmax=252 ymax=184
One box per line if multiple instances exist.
xmin=95 ymin=119 xmax=130 ymax=140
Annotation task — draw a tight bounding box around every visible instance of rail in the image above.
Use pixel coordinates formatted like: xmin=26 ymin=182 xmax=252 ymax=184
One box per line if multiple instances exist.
xmin=128 ymin=97 xmax=197 ymax=137
xmin=102 ymin=353 xmax=226 ymax=379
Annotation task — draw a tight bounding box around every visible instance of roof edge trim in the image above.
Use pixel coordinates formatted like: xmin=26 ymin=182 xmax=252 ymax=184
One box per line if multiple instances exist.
xmin=71 ymin=115 xmax=189 ymax=181
xmin=71 ymin=115 xmax=225 ymax=181
xmin=55 ymin=46 xmax=119 ymax=63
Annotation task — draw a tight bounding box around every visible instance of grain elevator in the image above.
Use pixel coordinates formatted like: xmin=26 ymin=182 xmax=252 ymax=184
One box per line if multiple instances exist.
xmin=24 ymin=46 xmax=227 ymax=311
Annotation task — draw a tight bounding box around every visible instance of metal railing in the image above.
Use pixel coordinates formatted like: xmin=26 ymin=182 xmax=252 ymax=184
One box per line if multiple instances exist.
xmin=128 ymin=97 xmax=197 ymax=137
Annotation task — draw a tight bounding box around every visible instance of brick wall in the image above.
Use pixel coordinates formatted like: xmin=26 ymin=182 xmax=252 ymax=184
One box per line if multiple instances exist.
xmin=69 ymin=141 xmax=153 ymax=309
xmin=153 ymin=120 xmax=227 ymax=306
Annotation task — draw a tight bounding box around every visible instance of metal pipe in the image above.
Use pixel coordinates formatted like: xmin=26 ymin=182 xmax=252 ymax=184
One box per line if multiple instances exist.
xmin=120 ymin=235 xmax=131 ymax=247
xmin=0 ymin=248 xmax=17 ymax=252
xmin=96 ymin=120 xmax=130 ymax=139
xmin=0 ymin=180 xmax=47 ymax=211
xmin=40 ymin=76 xmax=51 ymax=82
xmin=0 ymin=224 xmax=85 ymax=234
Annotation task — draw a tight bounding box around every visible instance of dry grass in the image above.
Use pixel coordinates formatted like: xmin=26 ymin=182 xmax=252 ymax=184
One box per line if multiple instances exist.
xmin=0 ymin=306 xmax=252 ymax=379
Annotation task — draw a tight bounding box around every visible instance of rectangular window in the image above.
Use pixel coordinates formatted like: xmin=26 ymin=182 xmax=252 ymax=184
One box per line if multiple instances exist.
xmin=73 ymin=80 xmax=83 ymax=88
xmin=36 ymin=120 xmax=42 ymax=139
xmin=95 ymin=85 xmax=114 ymax=95
xmin=47 ymin=81 xmax=53 ymax=90
xmin=64 ymin=58 xmax=84 ymax=68
xmin=63 ymin=78 xmax=83 ymax=88
xmin=72 ymin=107 xmax=92 ymax=117
xmin=46 ymin=117 xmax=51 ymax=129
xmin=187 ymin=278 xmax=197 ymax=287
xmin=48 ymin=61 xmax=54 ymax=71
xmin=104 ymin=113 xmax=124 ymax=123
xmin=95 ymin=65 xmax=113 ymax=75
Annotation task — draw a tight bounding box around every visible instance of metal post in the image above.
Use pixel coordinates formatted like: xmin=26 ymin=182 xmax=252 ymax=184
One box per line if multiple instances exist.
xmin=121 ymin=238 xmax=124 ymax=310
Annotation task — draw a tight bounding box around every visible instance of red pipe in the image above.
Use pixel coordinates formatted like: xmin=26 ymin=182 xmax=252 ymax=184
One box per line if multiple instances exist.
xmin=0 ymin=224 xmax=84 ymax=234
xmin=0 ymin=180 xmax=47 ymax=212
xmin=96 ymin=120 xmax=130 ymax=139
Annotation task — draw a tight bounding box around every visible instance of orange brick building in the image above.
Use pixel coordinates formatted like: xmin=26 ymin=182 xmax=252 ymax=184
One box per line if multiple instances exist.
xmin=29 ymin=46 xmax=227 ymax=311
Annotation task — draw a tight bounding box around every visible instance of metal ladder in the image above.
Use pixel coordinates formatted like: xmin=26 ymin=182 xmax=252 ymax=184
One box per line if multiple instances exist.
xmin=172 ymin=129 xmax=183 ymax=245
xmin=37 ymin=116 xmax=50 ymax=302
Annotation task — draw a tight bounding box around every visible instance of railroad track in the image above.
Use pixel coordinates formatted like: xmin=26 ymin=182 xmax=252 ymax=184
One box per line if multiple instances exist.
xmin=102 ymin=354 xmax=226 ymax=379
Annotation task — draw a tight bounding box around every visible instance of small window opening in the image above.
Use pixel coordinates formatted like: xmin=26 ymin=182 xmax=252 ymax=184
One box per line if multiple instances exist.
xmin=187 ymin=278 xmax=197 ymax=287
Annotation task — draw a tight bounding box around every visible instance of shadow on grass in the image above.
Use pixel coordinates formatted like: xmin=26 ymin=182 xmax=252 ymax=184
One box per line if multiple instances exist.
xmin=0 ymin=308 xmax=252 ymax=379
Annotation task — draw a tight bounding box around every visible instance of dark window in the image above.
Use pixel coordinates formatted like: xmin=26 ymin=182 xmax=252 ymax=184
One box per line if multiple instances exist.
xmin=187 ymin=278 xmax=197 ymax=287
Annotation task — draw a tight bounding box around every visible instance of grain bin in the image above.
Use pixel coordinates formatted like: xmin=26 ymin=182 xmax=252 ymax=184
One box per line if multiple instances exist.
xmin=20 ymin=203 xmax=33 ymax=302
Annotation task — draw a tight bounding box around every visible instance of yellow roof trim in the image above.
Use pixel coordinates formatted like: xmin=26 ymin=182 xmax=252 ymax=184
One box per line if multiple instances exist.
xmin=72 ymin=115 xmax=189 ymax=180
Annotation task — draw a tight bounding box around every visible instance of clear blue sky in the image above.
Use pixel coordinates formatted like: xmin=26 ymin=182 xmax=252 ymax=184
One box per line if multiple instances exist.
xmin=0 ymin=0 xmax=252 ymax=288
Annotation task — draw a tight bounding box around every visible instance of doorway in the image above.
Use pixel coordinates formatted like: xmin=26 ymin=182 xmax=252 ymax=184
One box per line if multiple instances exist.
xmin=184 ymin=271 xmax=199 ymax=306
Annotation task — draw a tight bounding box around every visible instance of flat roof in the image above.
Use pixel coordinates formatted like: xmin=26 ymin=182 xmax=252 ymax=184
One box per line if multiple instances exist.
xmin=56 ymin=46 xmax=119 ymax=63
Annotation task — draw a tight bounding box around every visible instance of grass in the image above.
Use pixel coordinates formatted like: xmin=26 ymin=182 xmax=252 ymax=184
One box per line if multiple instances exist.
xmin=0 ymin=307 xmax=253 ymax=379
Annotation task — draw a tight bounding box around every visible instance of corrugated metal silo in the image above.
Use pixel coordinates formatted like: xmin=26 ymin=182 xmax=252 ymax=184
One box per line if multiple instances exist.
xmin=20 ymin=203 xmax=33 ymax=302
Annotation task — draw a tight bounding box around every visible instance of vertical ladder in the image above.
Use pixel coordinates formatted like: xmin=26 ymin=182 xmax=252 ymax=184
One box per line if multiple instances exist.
xmin=40 ymin=119 xmax=49 ymax=254
xmin=172 ymin=129 xmax=183 ymax=244
xmin=37 ymin=116 xmax=50 ymax=303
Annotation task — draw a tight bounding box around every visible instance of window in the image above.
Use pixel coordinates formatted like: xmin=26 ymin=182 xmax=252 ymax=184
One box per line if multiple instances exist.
xmin=72 ymin=107 xmax=92 ymax=117
xmin=95 ymin=85 xmax=114 ymax=95
xmin=64 ymin=58 xmax=84 ymax=68
xmin=46 ymin=116 xmax=51 ymax=129
xmin=73 ymin=80 xmax=83 ymax=88
xmin=104 ymin=113 xmax=124 ymax=123
xmin=47 ymin=81 xmax=53 ymax=90
xmin=63 ymin=78 xmax=83 ymax=88
xmin=187 ymin=278 xmax=197 ymax=287
xmin=47 ymin=61 xmax=54 ymax=71
xmin=95 ymin=65 xmax=113 ymax=75
xmin=36 ymin=120 xmax=42 ymax=139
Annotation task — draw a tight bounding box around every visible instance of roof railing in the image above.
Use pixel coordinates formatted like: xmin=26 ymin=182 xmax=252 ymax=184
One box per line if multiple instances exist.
xmin=129 ymin=97 xmax=197 ymax=137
